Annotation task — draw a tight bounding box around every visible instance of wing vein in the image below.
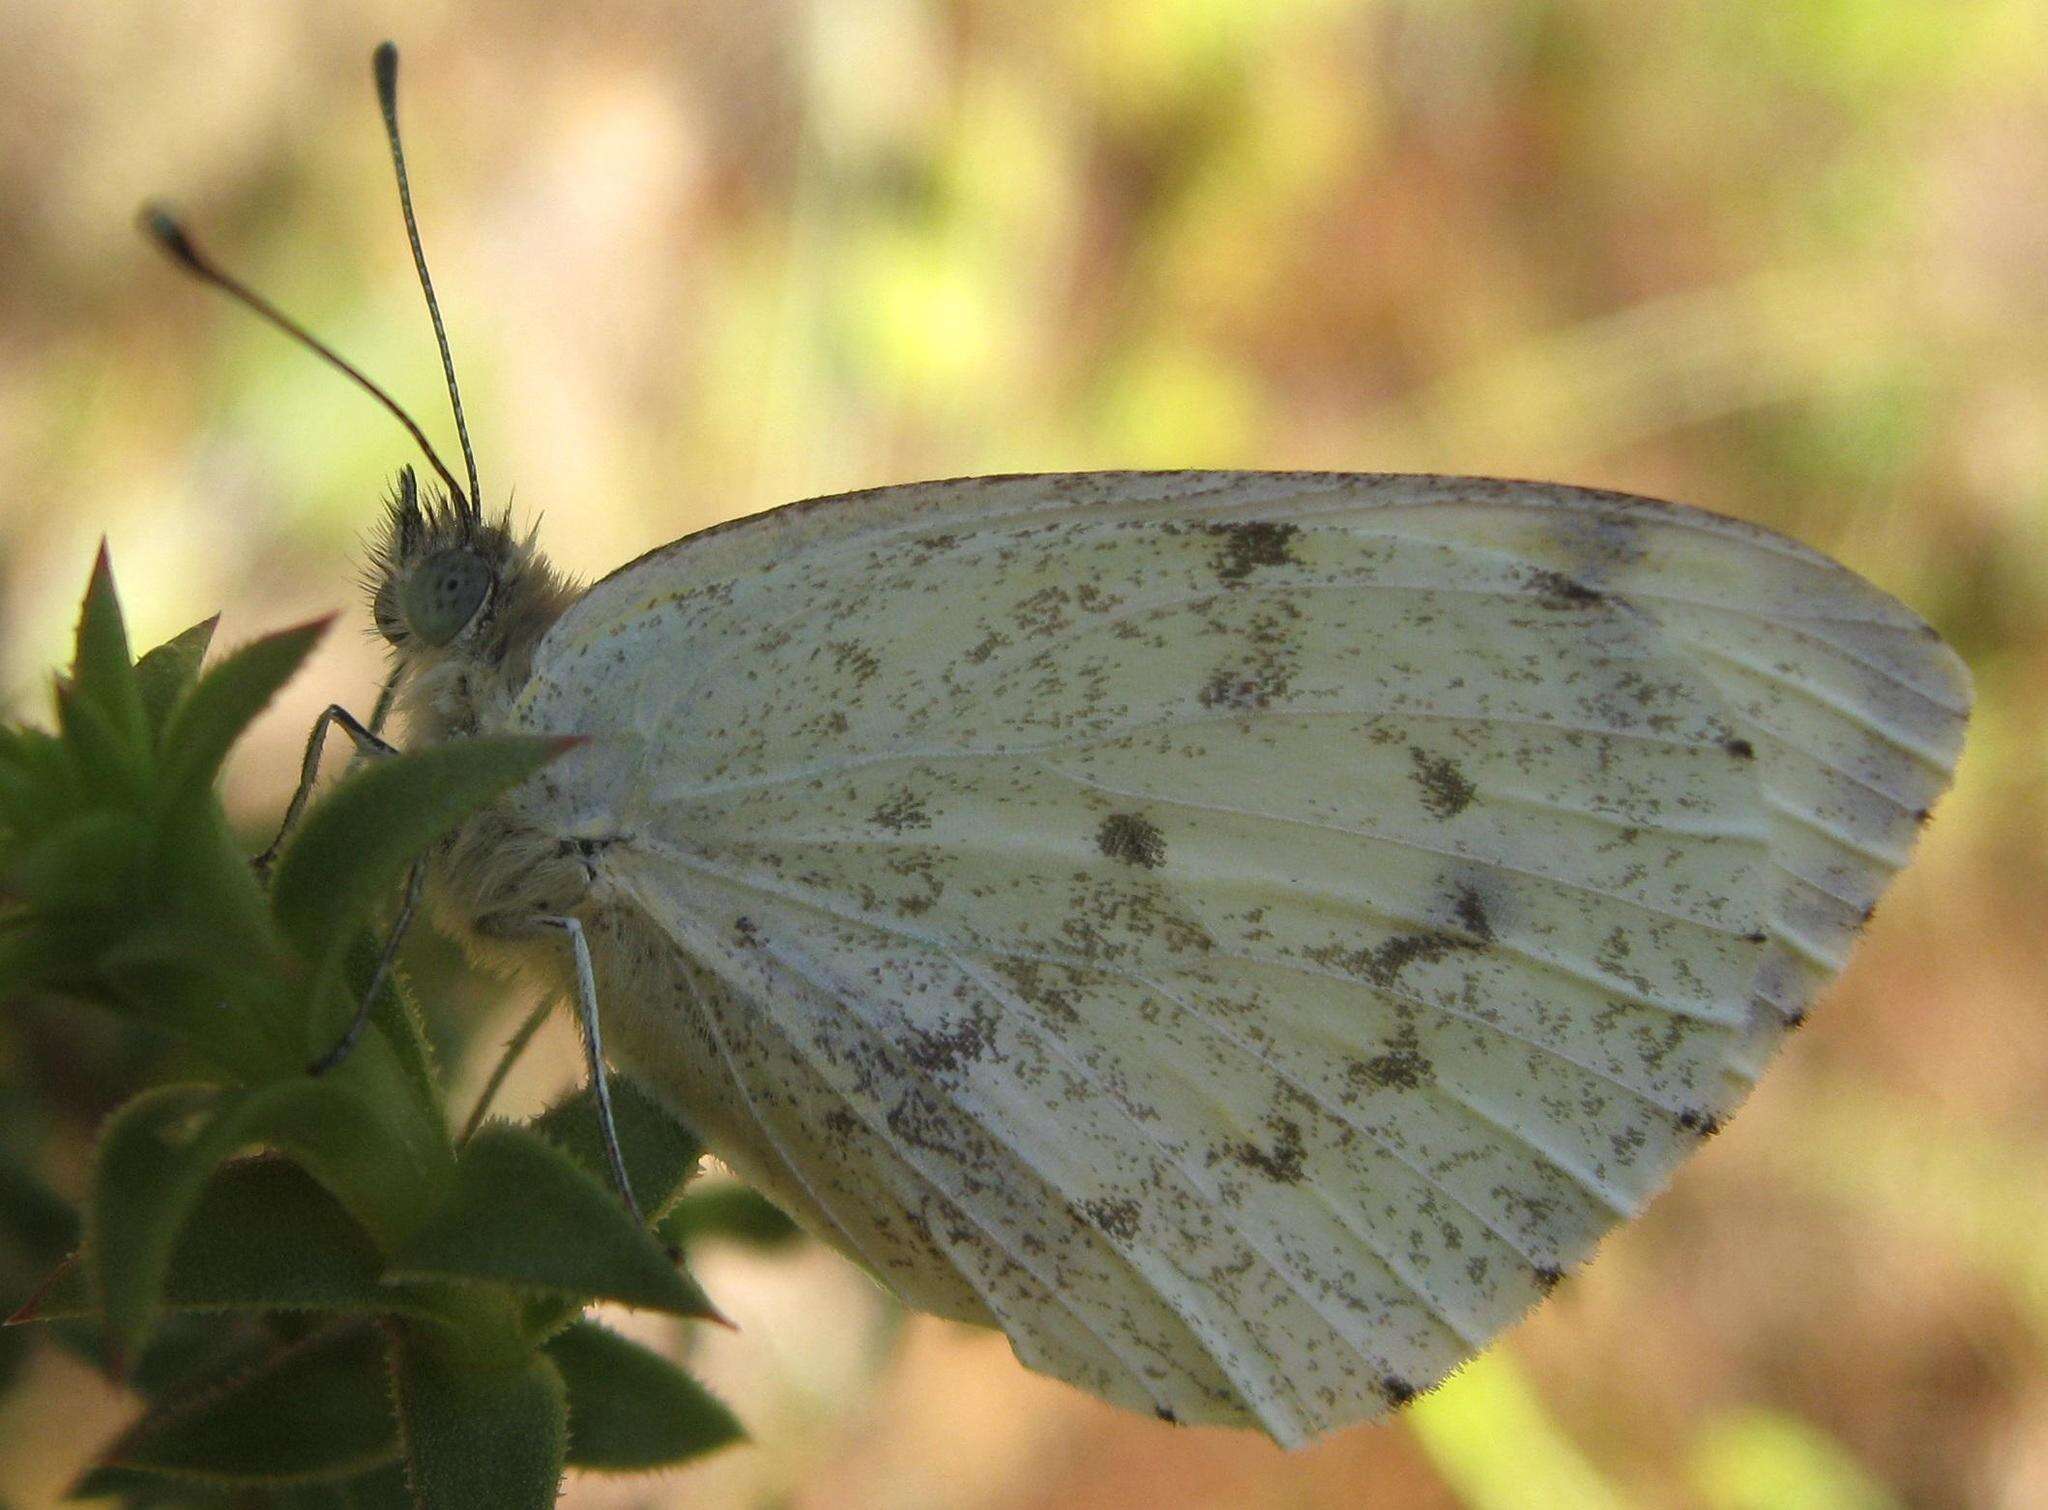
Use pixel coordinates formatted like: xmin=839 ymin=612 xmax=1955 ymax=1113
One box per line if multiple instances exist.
xmin=651 ymin=708 xmax=1758 ymax=806
xmin=1033 ymin=754 xmax=1763 ymax=941
xmin=623 ymin=839 xmax=1698 ymax=1119
xmin=941 ymin=945 xmax=1483 ymax=1354
xmin=747 ymin=926 xmax=1308 ymax=1426
xmin=1124 ymin=965 xmax=1556 ymax=1274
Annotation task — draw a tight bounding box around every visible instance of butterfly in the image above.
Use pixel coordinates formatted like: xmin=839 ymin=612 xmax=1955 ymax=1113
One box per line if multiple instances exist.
xmin=147 ymin=44 xmax=1969 ymax=1446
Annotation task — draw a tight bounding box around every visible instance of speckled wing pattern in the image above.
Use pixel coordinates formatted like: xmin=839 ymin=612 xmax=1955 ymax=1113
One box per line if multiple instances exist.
xmin=508 ymin=473 xmax=1969 ymax=1444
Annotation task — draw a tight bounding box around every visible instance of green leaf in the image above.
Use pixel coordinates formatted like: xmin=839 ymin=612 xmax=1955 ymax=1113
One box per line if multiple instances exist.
xmin=268 ymin=735 xmax=570 ymax=1037
xmin=531 ymin=1074 xmax=703 ymax=1221
xmin=547 ymin=1319 xmax=742 ymax=1470
xmin=0 ymin=1141 xmax=79 ymax=1264
xmin=271 ymin=1460 xmax=415 ymax=1508
xmin=81 ymin=1322 xmax=397 ymax=1489
xmin=388 ymin=1124 xmax=715 ymax=1320
xmin=90 ymin=1083 xmax=231 ymax=1366
xmin=42 ymin=1307 xmax=275 ymax=1403
xmin=4 ymin=809 xmax=146 ymax=915
xmin=159 ymin=617 xmax=331 ymax=799
xmin=134 ymin=615 xmax=219 ymax=738
xmin=0 ymin=918 xmax=96 ymax=1001
xmin=56 ymin=680 xmax=149 ymax=807
xmin=28 ymin=1158 xmax=440 ymax=1324
xmin=663 ymin=1183 xmax=803 ymax=1253
xmin=389 ymin=1325 xmax=566 ymax=1510
xmin=92 ymin=1066 xmax=454 ymax=1361
xmin=220 ymin=1048 xmax=454 ymax=1252
xmin=339 ymin=928 xmax=440 ymax=1123
xmin=72 ymin=546 xmax=151 ymax=768
xmin=0 ymin=726 xmax=76 ymax=831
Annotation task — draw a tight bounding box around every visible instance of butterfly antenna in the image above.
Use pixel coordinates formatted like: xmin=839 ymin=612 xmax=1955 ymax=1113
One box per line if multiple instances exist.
xmin=138 ymin=205 xmax=474 ymax=512
xmin=373 ymin=41 xmax=482 ymax=527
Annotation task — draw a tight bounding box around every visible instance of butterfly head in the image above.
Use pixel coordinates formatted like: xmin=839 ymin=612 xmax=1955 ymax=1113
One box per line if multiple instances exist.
xmin=367 ymin=466 xmax=502 ymax=650
xmin=364 ymin=467 xmax=576 ymax=736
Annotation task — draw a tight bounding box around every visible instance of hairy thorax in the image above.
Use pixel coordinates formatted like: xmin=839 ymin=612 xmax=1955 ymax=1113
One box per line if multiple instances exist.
xmin=383 ymin=526 xmax=596 ymax=982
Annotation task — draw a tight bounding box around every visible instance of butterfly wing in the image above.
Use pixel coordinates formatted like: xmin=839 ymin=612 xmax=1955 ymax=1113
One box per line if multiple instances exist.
xmin=509 ymin=473 xmax=1968 ymax=1442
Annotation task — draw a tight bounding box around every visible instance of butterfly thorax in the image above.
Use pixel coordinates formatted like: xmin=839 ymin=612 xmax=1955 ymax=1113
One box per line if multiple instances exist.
xmin=362 ymin=467 xmax=595 ymax=979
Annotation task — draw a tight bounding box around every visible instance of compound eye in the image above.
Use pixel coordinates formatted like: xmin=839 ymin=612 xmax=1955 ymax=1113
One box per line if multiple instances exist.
xmin=400 ymin=548 xmax=492 ymax=647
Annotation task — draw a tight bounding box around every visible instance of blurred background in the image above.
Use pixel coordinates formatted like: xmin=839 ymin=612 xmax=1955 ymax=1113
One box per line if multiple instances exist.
xmin=1 ymin=1 xmax=2044 ymax=1505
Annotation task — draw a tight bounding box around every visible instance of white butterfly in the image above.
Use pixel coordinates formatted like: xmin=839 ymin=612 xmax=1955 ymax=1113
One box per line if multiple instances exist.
xmin=151 ymin=45 xmax=1969 ymax=1447
xmin=382 ymin=465 xmax=1966 ymax=1444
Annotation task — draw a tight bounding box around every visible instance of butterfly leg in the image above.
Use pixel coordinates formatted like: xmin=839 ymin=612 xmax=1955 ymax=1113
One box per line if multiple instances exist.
xmin=253 ymin=703 xmax=401 ymax=878
xmin=307 ymin=856 xmax=426 ymax=1075
xmin=534 ymin=913 xmax=647 ymax=1228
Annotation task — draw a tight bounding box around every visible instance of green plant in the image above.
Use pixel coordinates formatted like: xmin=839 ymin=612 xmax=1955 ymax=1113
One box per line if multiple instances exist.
xmin=0 ymin=550 xmax=749 ymax=1507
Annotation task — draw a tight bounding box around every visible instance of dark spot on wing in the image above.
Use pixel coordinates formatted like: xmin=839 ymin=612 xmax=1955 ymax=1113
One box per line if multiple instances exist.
xmin=1527 ymin=568 xmax=1604 ymax=607
xmin=1914 ymin=807 xmax=1933 ymax=826
xmin=1082 ymin=1196 xmax=1141 ymax=1240
xmin=904 ymin=1007 xmax=996 ymax=1075
xmin=963 ymin=628 xmax=1012 ymax=666
xmin=827 ymin=639 xmax=880 ymax=685
xmin=1311 ymin=930 xmax=1480 ymax=990
xmin=1351 ymin=1048 xmax=1435 ymax=1091
xmin=1155 ymin=1405 xmax=1181 ymax=1425
xmin=1451 ymin=884 xmax=1494 ymax=942
xmin=1381 ymin=1376 xmax=1419 ymax=1408
xmin=871 ymin=788 xmax=932 ymax=832
xmin=1724 ymin=737 xmax=1757 ymax=760
xmin=1534 ymin=1264 xmax=1565 ymax=1293
xmin=1231 ymin=1116 xmax=1307 ymax=1184
xmin=1206 ymin=520 xmax=1302 ymax=582
xmin=1097 ymin=812 xmax=1167 ymax=869
xmin=1409 ymin=747 xmax=1477 ymax=820
xmin=1677 ymin=1108 xmax=1723 ymax=1137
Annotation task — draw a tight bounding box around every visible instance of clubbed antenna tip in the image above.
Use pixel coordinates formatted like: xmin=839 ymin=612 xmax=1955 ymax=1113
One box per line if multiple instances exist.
xmin=136 ymin=202 xmax=206 ymax=277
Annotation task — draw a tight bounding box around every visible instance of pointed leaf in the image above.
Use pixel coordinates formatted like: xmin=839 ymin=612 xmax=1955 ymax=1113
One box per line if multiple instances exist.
xmin=217 ymin=1048 xmax=454 ymax=1252
xmin=3 ymin=809 xmax=146 ymax=916
xmin=268 ymin=735 xmax=571 ymax=1027
xmin=85 ymin=1322 xmax=397 ymax=1488
xmin=40 ymin=1306 xmax=274 ymax=1402
xmin=90 ymin=1083 xmax=230 ymax=1364
xmin=389 ymin=1326 xmax=566 ymax=1510
xmin=388 ymin=1124 xmax=713 ymax=1318
xmin=159 ymin=617 xmax=331 ymax=798
xmin=93 ymin=1066 xmax=454 ymax=1361
xmin=279 ymin=1460 xmax=415 ymax=1508
xmin=339 ymin=927 xmax=439 ymax=1122
xmin=531 ymin=1074 xmax=703 ymax=1220
xmin=26 ymin=1159 xmax=438 ymax=1324
xmin=56 ymin=680 xmax=149 ymax=806
xmin=135 ymin=615 xmax=219 ymax=738
xmin=64 ymin=1463 xmax=241 ymax=1505
xmin=0 ymin=726 xmax=76 ymax=832
xmin=72 ymin=546 xmax=151 ymax=765
xmin=662 ymin=1183 xmax=803 ymax=1253
xmin=548 ymin=1319 xmax=742 ymax=1470
xmin=0 ymin=1140 xmax=80 ymax=1262
xmin=8 ymin=1253 xmax=87 ymax=1322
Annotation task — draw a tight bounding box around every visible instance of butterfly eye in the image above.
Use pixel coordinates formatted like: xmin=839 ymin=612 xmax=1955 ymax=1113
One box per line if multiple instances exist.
xmin=400 ymin=548 xmax=493 ymax=647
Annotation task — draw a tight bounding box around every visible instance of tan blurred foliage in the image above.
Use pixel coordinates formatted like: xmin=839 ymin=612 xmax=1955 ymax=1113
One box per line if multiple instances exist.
xmin=1 ymin=1 xmax=2044 ymax=1505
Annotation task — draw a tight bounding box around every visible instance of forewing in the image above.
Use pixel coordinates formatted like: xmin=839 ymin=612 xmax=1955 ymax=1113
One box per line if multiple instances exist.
xmin=515 ymin=473 xmax=1968 ymax=1442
